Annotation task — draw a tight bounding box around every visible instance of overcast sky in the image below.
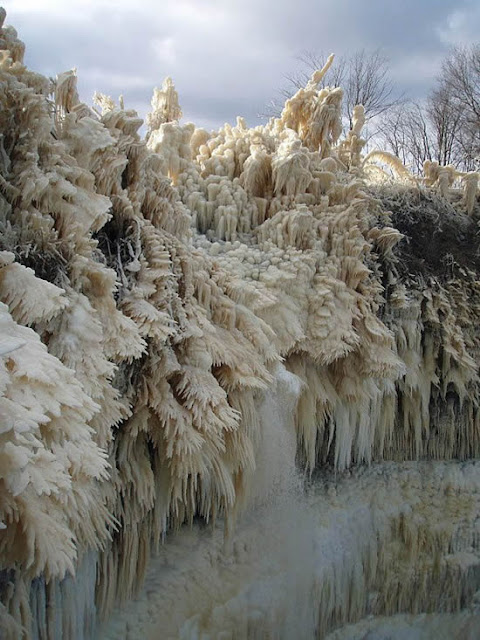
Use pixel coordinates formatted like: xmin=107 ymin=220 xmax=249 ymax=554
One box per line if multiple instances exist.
xmin=2 ymin=0 xmax=480 ymax=131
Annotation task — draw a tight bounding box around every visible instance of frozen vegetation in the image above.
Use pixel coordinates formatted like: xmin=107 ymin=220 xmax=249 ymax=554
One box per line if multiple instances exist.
xmin=0 ymin=7 xmax=480 ymax=638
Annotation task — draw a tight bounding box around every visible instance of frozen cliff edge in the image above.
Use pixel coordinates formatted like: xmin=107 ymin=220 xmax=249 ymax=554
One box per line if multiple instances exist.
xmin=0 ymin=8 xmax=480 ymax=638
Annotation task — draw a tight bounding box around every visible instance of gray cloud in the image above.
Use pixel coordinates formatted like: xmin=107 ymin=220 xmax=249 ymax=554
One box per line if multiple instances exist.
xmin=2 ymin=0 xmax=479 ymax=129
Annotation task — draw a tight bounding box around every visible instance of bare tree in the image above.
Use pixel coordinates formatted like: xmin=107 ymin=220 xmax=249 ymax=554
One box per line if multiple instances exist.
xmin=342 ymin=49 xmax=402 ymax=129
xmin=440 ymin=45 xmax=480 ymax=169
xmin=378 ymin=102 xmax=434 ymax=174
xmin=380 ymin=45 xmax=479 ymax=173
xmin=426 ymin=85 xmax=464 ymax=166
xmin=264 ymin=49 xmax=404 ymax=136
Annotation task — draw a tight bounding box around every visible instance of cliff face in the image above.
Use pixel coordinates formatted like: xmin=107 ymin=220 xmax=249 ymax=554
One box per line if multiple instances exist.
xmin=0 ymin=9 xmax=480 ymax=638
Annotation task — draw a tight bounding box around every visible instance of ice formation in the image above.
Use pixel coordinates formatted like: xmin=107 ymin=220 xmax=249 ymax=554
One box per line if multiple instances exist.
xmin=0 ymin=8 xmax=480 ymax=639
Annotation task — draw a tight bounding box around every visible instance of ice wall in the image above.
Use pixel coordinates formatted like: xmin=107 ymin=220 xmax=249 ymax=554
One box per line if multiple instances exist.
xmin=0 ymin=7 xmax=480 ymax=638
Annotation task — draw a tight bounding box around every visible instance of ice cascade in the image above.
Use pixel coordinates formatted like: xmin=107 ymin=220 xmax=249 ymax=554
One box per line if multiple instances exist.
xmin=0 ymin=9 xmax=480 ymax=638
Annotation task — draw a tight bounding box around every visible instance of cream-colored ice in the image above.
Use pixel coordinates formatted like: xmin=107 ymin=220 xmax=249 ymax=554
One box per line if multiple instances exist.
xmin=0 ymin=7 xmax=479 ymax=638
